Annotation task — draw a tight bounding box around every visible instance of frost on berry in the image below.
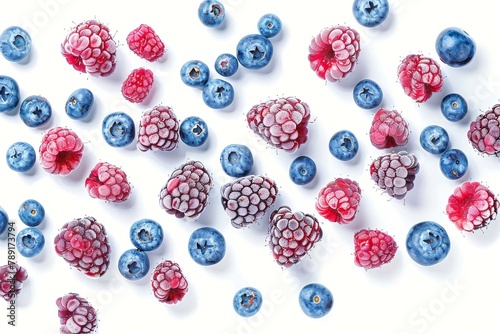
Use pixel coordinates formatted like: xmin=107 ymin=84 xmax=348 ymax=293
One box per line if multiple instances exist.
xmin=56 ymin=292 xmax=97 ymax=334
xmin=354 ymin=229 xmax=397 ymax=269
xmin=39 ymin=126 xmax=84 ymax=176
xmin=85 ymin=162 xmax=131 ymax=203
xmin=316 ymin=178 xmax=361 ymax=224
xmin=369 ymin=108 xmax=409 ymax=149
xmin=137 ymin=105 xmax=179 ymax=152
xmin=127 ymin=24 xmax=165 ymax=62
xmin=121 ymin=68 xmax=154 ymax=103
xmin=467 ymin=104 xmax=500 ymax=156
xmin=0 ymin=263 xmax=28 ymax=302
xmin=397 ymin=54 xmax=443 ymax=103
xmin=151 ymin=260 xmax=188 ymax=304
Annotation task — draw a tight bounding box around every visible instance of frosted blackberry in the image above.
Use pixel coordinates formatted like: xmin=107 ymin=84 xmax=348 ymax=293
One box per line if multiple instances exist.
xmin=151 ymin=260 xmax=188 ymax=304
xmin=56 ymin=292 xmax=97 ymax=334
xmin=137 ymin=105 xmax=179 ymax=152
xmin=467 ymin=104 xmax=500 ymax=156
xmin=0 ymin=263 xmax=28 ymax=302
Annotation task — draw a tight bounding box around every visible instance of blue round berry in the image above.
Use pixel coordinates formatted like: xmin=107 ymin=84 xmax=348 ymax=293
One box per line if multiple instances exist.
xmin=329 ymin=130 xmax=359 ymax=161
xmin=202 ymin=78 xmax=234 ymax=109
xmin=130 ymin=219 xmax=163 ymax=252
xmin=236 ymin=34 xmax=273 ymax=70
xmin=118 ymin=248 xmax=150 ymax=280
xmin=198 ymin=0 xmax=225 ymax=27
xmin=18 ymin=199 xmax=45 ymax=227
xmin=0 ymin=26 xmax=31 ymax=62
xmin=289 ymin=156 xmax=317 ymax=185
xmin=436 ymin=27 xmax=476 ymax=67
xmin=0 ymin=75 xmax=20 ymax=113
xmin=352 ymin=0 xmax=389 ymax=28
xmin=66 ymin=88 xmax=94 ymax=120
xmin=257 ymin=13 xmax=282 ymax=38
xmin=299 ymin=283 xmax=333 ymax=318
xmin=233 ymin=287 xmax=262 ymax=317
xmin=419 ymin=125 xmax=449 ymax=155
xmin=0 ymin=207 xmax=8 ymax=236
xmin=16 ymin=227 xmax=45 ymax=258
xmin=353 ymin=79 xmax=383 ymax=109
xmin=102 ymin=112 xmax=135 ymax=147
xmin=441 ymin=93 xmax=468 ymax=122
xmin=188 ymin=226 xmax=226 ymax=266
xmin=406 ymin=221 xmax=451 ymax=266
xmin=220 ymin=144 xmax=253 ymax=177
xmin=6 ymin=141 xmax=36 ymax=172
xmin=180 ymin=116 xmax=209 ymax=147
xmin=214 ymin=53 xmax=239 ymax=77
xmin=440 ymin=148 xmax=468 ymax=180
xmin=19 ymin=95 xmax=52 ymax=128
xmin=180 ymin=60 xmax=210 ymax=87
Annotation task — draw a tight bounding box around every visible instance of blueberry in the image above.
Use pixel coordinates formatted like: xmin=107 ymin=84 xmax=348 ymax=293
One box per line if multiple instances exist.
xmin=0 ymin=26 xmax=31 ymax=62
xmin=180 ymin=60 xmax=210 ymax=87
xmin=102 ymin=111 xmax=135 ymax=147
xmin=6 ymin=141 xmax=36 ymax=172
xmin=289 ymin=156 xmax=317 ymax=185
xmin=440 ymin=148 xmax=468 ymax=180
xmin=220 ymin=144 xmax=253 ymax=177
xmin=16 ymin=227 xmax=45 ymax=258
xmin=198 ymin=0 xmax=225 ymax=27
xmin=233 ymin=287 xmax=262 ymax=317
xmin=419 ymin=125 xmax=449 ymax=155
xmin=202 ymin=78 xmax=234 ymax=109
xmin=353 ymin=79 xmax=383 ymax=109
xmin=298 ymin=283 xmax=333 ymax=318
xmin=352 ymin=0 xmax=390 ymax=28
xmin=329 ymin=130 xmax=359 ymax=161
xmin=188 ymin=227 xmax=226 ymax=266
xmin=257 ymin=13 xmax=282 ymax=38
xmin=66 ymin=88 xmax=94 ymax=120
xmin=0 ymin=207 xmax=8 ymax=236
xmin=118 ymin=248 xmax=150 ymax=280
xmin=436 ymin=27 xmax=476 ymax=67
xmin=0 ymin=75 xmax=20 ymax=113
xmin=406 ymin=221 xmax=451 ymax=266
xmin=19 ymin=95 xmax=52 ymax=127
xmin=18 ymin=199 xmax=45 ymax=227
xmin=441 ymin=93 xmax=468 ymax=122
xmin=130 ymin=219 xmax=163 ymax=252
xmin=180 ymin=116 xmax=209 ymax=147
xmin=214 ymin=53 xmax=239 ymax=77
xmin=236 ymin=34 xmax=273 ymax=70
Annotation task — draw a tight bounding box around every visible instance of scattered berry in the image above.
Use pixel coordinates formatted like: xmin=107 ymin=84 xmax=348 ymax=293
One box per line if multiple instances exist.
xmin=202 ymin=78 xmax=234 ymax=109
xmin=151 ymin=260 xmax=188 ymax=304
xmin=419 ymin=125 xmax=449 ymax=154
xmin=126 ymin=24 xmax=165 ymax=62
xmin=328 ymin=130 xmax=359 ymax=161
xmin=188 ymin=227 xmax=226 ymax=266
xmin=397 ymin=54 xmax=443 ymax=103
xmin=298 ymin=283 xmax=333 ymax=318
xmin=352 ymin=0 xmax=389 ymax=27
xmin=316 ymin=178 xmax=361 ymax=224
xmin=137 ymin=105 xmax=179 ymax=152
xmin=121 ymin=67 xmax=154 ymax=103
xmin=353 ymin=79 xmax=383 ymax=109
xmin=19 ymin=95 xmax=52 ymax=128
xmin=56 ymin=292 xmax=97 ymax=334
xmin=0 ymin=75 xmax=20 ymax=113
xmin=467 ymin=104 xmax=500 ymax=156
xmin=179 ymin=116 xmax=209 ymax=147
xmin=39 ymin=126 xmax=84 ymax=176
xmin=354 ymin=228 xmax=397 ymax=269
xmin=289 ymin=155 xmax=316 ymax=185
xmin=236 ymin=34 xmax=273 ymax=70
xmin=233 ymin=287 xmax=262 ymax=317
xmin=0 ymin=26 xmax=31 ymax=62
xmin=369 ymin=108 xmax=409 ymax=149
xmin=0 ymin=263 xmax=28 ymax=302
xmin=18 ymin=199 xmax=45 ymax=227
xmin=435 ymin=27 xmax=476 ymax=67
xmin=0 ymin=207 xmax=7 ymax=236
xmin=198 ymin=0 xmax=225 ymax=27
xmin=16 ymin=227 xmax=45 ymax=257
xmin=214 ymin=53 xmax=239 ymax=77
xmin=85 ymin=161 xmax=131 ymax=203
xmin=102 ymin=111 xmax=135 ymax=148
xmin=439 ymin=148 xmax=468 ymax=180
xmin=257 ymin=13 xmax=282 ymax=38
xmin=180 ymin=60 xmax=210 ymax=87
xmin=118 ymin=248 xmax=150 ymax=280
xmin=220 ymin=144 xmax=254 ymax=177
xmin=6 ymin=141 xmax=36 ymax=172
xmin=406 ymin=221 xmax=451 ymax=266
xmin=65 ymin=88 xmax=94 ymax=120
xmin=130 ymin=218 xmax=163 ymax=252
xmin=441 ymin=93 xmax=468 ymax=122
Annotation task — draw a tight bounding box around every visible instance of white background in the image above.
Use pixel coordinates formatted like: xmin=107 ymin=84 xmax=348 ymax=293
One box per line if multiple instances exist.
xmin=1 ymin=0 xmax=500 ymax=333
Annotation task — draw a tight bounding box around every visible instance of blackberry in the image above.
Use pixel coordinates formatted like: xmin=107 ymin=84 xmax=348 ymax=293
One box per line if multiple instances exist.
xmin=467 ymin=104 xmax=500 ymax=156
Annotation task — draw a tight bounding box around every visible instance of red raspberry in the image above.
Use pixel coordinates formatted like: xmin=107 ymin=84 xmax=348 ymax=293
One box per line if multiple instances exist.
xmin=369 ymin=108 xmax=409 ymax=149
xmin=397 ymin=54 xmax=443 ymax=103
xmin=354 ymin=229 xmax=397 ymax=269
xmin=308 ymin=25 xmax=361 ymax=82
xmin=0 ymin=263 xmax=28 ymax=302
xmin=467 ymin=104 xmax=500 ymax=156
xmin=315 ymin=178 xmax=361 ymax=224
xmin=61 ymin=19 xmax=117 ymax=77
xmin=446 ymin=181 xmax=500 ymax=232
xmin=127 ymin=24 xmax=165 ymax=62
xmin=56 ymin=292 xmax=97 ymax=334
xmin=137 ymin=105 xmax=179 ymax=152
xmin=39 ymin=126 xmax=84 ymax=176
xmin=151 ymin=260 xmax=188 ymax=304
xmin=121 ymin=68 xmax=154 ymax=103
xmin=85 ymin=162 xmax=131 ymax=203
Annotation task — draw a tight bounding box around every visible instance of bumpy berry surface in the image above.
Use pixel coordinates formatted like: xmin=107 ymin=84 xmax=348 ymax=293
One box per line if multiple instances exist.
xmin=137 ymin=105 xmax=179 ymax=152
xmin=435 ymin=27 xmax=475 ymax=67
xmin=369 ymin=108 xmax=409 ymax=149
xmin=6 ymin=141 xmax=36 ymax=172
xmin=66 ymin=88 xmax=94 ymax=120
xmin=467 ymin=104 xmax=500 ymax=156
xmin=397 ymin=54 xmax=443 ymax=103
xmin=0 ymin=26 xmax=31 ymax=62
xmin=16 ymin=227 xmax=45 ymax=257
xmin=56 ymin=292 xmax=97 ymax=334
xmin=127 ymin=24 xmax=165 ymax=62
xmin=151 ymin=260 xmax=188 ymax=304
xmin=188 ymin=227 xmax=226 ymax=266
xmin=39 ymin=126 xmax=84 ymax=176
xmin=439 ymin=148 xmax=468 ymax=180
xmin=121 ymin=68 xmax=154 ymax=103
xmin=354 ymin=229 xmax=397 ymax=269
xmin=316 ymin=178 xmax=361 ymax=224
xmin=299 ymin=283 xmax=333 ymax=318
xmin=85 ymin=162 xmax=131 ymax=203
xmin=0 ymin=263 xmax=27 ymax=302
xmin=233 ymin=287 xmax=262 ymax=317
xmin=406 ymin=221 xmax=451 ymax=266
xmin=0 ymin=75 xmax=20 ymax=113
xmin=118 ymin=249 xmax=150 ymax=280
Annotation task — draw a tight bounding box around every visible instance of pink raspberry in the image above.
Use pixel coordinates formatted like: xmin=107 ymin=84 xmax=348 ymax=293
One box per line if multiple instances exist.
xmin=56 ymin=292 xmax=97 ymax=334
xmin=85 ymin=162 xmax=131 ymax=203
xmin=354 ymin=229 xmax=397 ymax=269
xmin=315 ymin=178 xmax=361 ymax=224
xmin=137 ymin=105 xmax=179 ymax=152
xmin=127 ymin=24 xmax=165 ymax=62
xmin=0 ymin=263 xmax=28 ymax=302
xmin=61 ymin=19 xmax=117 ymax=77
xmin=397 ymin=54 xmax=443 ymax=103
xmin=121 ymin=67 xmax=154 ymax=103
xmin=369 ymin=108 xmax=409 ymax=149
xmin=151 ymin=260 xmax=188 ymax=304
xmin=39 ymin=126 xmax=84 ymax=176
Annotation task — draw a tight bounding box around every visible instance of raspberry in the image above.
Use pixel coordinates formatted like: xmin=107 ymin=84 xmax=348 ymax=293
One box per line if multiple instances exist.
xmin=397 ymin=54 xmax=443 ymax=103
xmin=370 ymin=151 xmax=420 ymax=200
xmin=151 ymin=260 xmax=188 ymax=304
xmin=39 ymin=126 xmax=84 ymax=176
xmin=85 ymin=162 xmax=131 ymax=203
xmin=137 ymin=105 xmax=179 ymax=152
xmin=121 ymin=67 xmax=154 ymax=103
xmin=467 ymin=104 xmax=500 ymax=156
xmin=369 ymin=108 xmax=409 ymax=149
xmin=308 ymin=25 xmax=361 ymax=82
xmin=315 ymin=178 xmax=361 ymax=224
xmin=0 ymin=263 xmax=28 ymax=302
xmin=61 ymin=19 xmax=117 ymax=77
xmin=159 ymin=160 xmax=213 ymax=222
xmin=126 ymin=24 xmax=165 ymax=62
xmin=354 ymin=229 xmax=397 ymax=269
xmin=246 ymin=96 xmax=311 ymax=153
xmin=54 ymin=216 xmax=111 ymax=278
xmin=268 ymin=206 xmax=322 ymax=268
xmin=446 ymin=181 xmax=500 ymax=232
xmin=56 ymin=292 xmax=97 ymax=334
xmin=221 ymin=175 xmax=278 ymax=228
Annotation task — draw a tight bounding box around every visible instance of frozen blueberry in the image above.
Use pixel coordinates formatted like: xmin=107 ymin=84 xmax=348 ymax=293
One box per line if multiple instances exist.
xmin=118 ymin=248 xmax=150 ymax=280
xmin=289 ymin=156 xmax=316 ymax=185
xmin=236 ymin=34 xmax=273 ymax=70
xmin=18 ymin=199 xmax=45 ymax=227
xmin=6 ymin=141 xmax=36 ymax=172
xmin=233 ymin=287 xmax=262 ymax=317
xmin=102 ymin=112 xmax=135 ymax=147
xmin=353 ymin=79 xmax=383 ymax=109
xmin=436 ymin=27 xmax=476 ymax=67
xmin=257 ymin=13 xmax=282 ymax=38
xmin=66 ymin=88 xmax=94 ymax=120
xmin=214 ymin=53 xmax=239 ymax=77
xmin=198 ymin=0 xmax=225 ymax=27
xmin=0 ymin=75 xmax=20 ymax=113
xmin=0 ymin=207 xmax=8 ymax=236
xmin=299 ymin=283 xmax=333 ymax=318
xmin=180 ymin=116 xmax=209 ymax=147
xmin=19 ymin=95 xmax=52 ymax=127
xmin=202 ymin=78 xmax=234 ymax=109
xmin=16 ymin=227 xmax=45 ymax=258
xmin=0 ymin=26 xmax=31 ymax=62
xmin=220 ymin=144 xmax=253 ymax=177
xmin=329 ymin=130 xmax=359 ymax=161
xmin=180 ymin=60 xmax=210 ymax=87
xmin=406 ymin=221 xmax=451 ymax=266
xmin=188 ymin=226 xmax=226 ymax=266
xmin=352 ymin=0 xmax=389 ymax=28
xmin=441 ymin=93 xmax=468 ymax=122
xmin=130 ymin=219 xmax=163 ymax=252
xmin=419 ymin=125 xmax=449 ymax=155
xmin=440 ymin=148 xmax=468 ymax=180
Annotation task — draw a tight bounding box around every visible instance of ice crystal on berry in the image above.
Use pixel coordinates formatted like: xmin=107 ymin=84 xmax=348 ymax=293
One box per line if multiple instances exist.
xmin=121 ymin=68 xmax=154 ymax=103
xmin=316 ymin=178 xmax=361 ymax=224
xmin=39 ymin=126 xmax=84 ymax=176
xmin=0 ymin=263 xmax=27 ymax=302
xmin=354 ymin=229 xmax=397 ymax=269
xmin=137 ymin=105 xmax=179 ymax=152
xmin=397 ymin=54 xmax=443 ymax=103
xmin=151 ymin=260 xmax=188 ymax=304
xmin=127 ymin=24 xmax=165 ymax=62
xmin=85 ymin=162 xmax=131 ymax=203
xmin=369 ymin=108 xmax=409 ymax=149
xmin=467 ymin=104 xmax=500 ymax=156
xmin=56 ymin=292 xmax=97 ymax=334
